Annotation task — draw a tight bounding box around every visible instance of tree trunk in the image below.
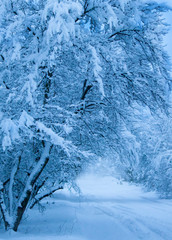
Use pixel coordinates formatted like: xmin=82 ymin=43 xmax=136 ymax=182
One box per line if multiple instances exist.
xmin=0 ymin=182 xmax=10 ymax=230
xmin=12 ymin=190 xmax=31 ymax=232
xmin=12 ymin=142 xmax=52 ymax=231
xmin=0 ymin=204 xmax=10 ymax=231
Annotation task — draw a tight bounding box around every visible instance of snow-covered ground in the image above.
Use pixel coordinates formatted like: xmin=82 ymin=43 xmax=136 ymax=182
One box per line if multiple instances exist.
xmin=0 ymin=173 xmax=172 ymax=240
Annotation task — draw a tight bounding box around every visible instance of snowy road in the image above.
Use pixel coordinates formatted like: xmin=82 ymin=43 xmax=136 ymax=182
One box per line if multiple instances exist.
xmin=1 ymin=173 xmax=172 ymax=240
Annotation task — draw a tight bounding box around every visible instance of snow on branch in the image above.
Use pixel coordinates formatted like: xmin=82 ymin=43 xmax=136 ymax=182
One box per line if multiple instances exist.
xmin=19 ymin=110 xmax=34 ymax=128
xmin=42 ymin=0 xmax=82 ymax=44
xmin=1 ymin=110 xmax=92 ymax=159
xmin=0 ymin=119 xmax=19 ymax=151
xmin=18 ymin=111 xmax=91 ymax=157
xmin=119 ymin=0 xmax=130 ymax=12
xmin=18 ymin=111 xmax=73 ymax=153
xmin=21 ymin=74 xmax=37 ymax=107
xmin=89 ymin=45 xmax=105 ymax=98
xmin=35 ymin=121 xmax=75 ymax=155
xmin=105 ymin=3 xmax=118 ymax=30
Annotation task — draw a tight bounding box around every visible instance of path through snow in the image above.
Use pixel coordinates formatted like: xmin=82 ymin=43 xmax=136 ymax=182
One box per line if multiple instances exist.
xmin=0 ymin=173 xmax=172 ymax=240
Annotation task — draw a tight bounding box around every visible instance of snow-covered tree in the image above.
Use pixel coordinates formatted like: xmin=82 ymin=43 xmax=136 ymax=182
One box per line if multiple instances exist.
xmin=0 ymin=0 xmax=171 ymax=231
xmin=127 ymin=103 xmax=172 ymax=198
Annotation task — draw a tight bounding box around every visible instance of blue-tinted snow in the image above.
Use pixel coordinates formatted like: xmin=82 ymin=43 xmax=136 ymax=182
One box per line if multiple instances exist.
xmin=0 ymin=173 xmax=172 ymax=240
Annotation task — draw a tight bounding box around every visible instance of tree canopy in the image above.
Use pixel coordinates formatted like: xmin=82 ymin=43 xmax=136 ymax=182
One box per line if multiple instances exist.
xmin=0 ymin=0 xmax=171 ymax=231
